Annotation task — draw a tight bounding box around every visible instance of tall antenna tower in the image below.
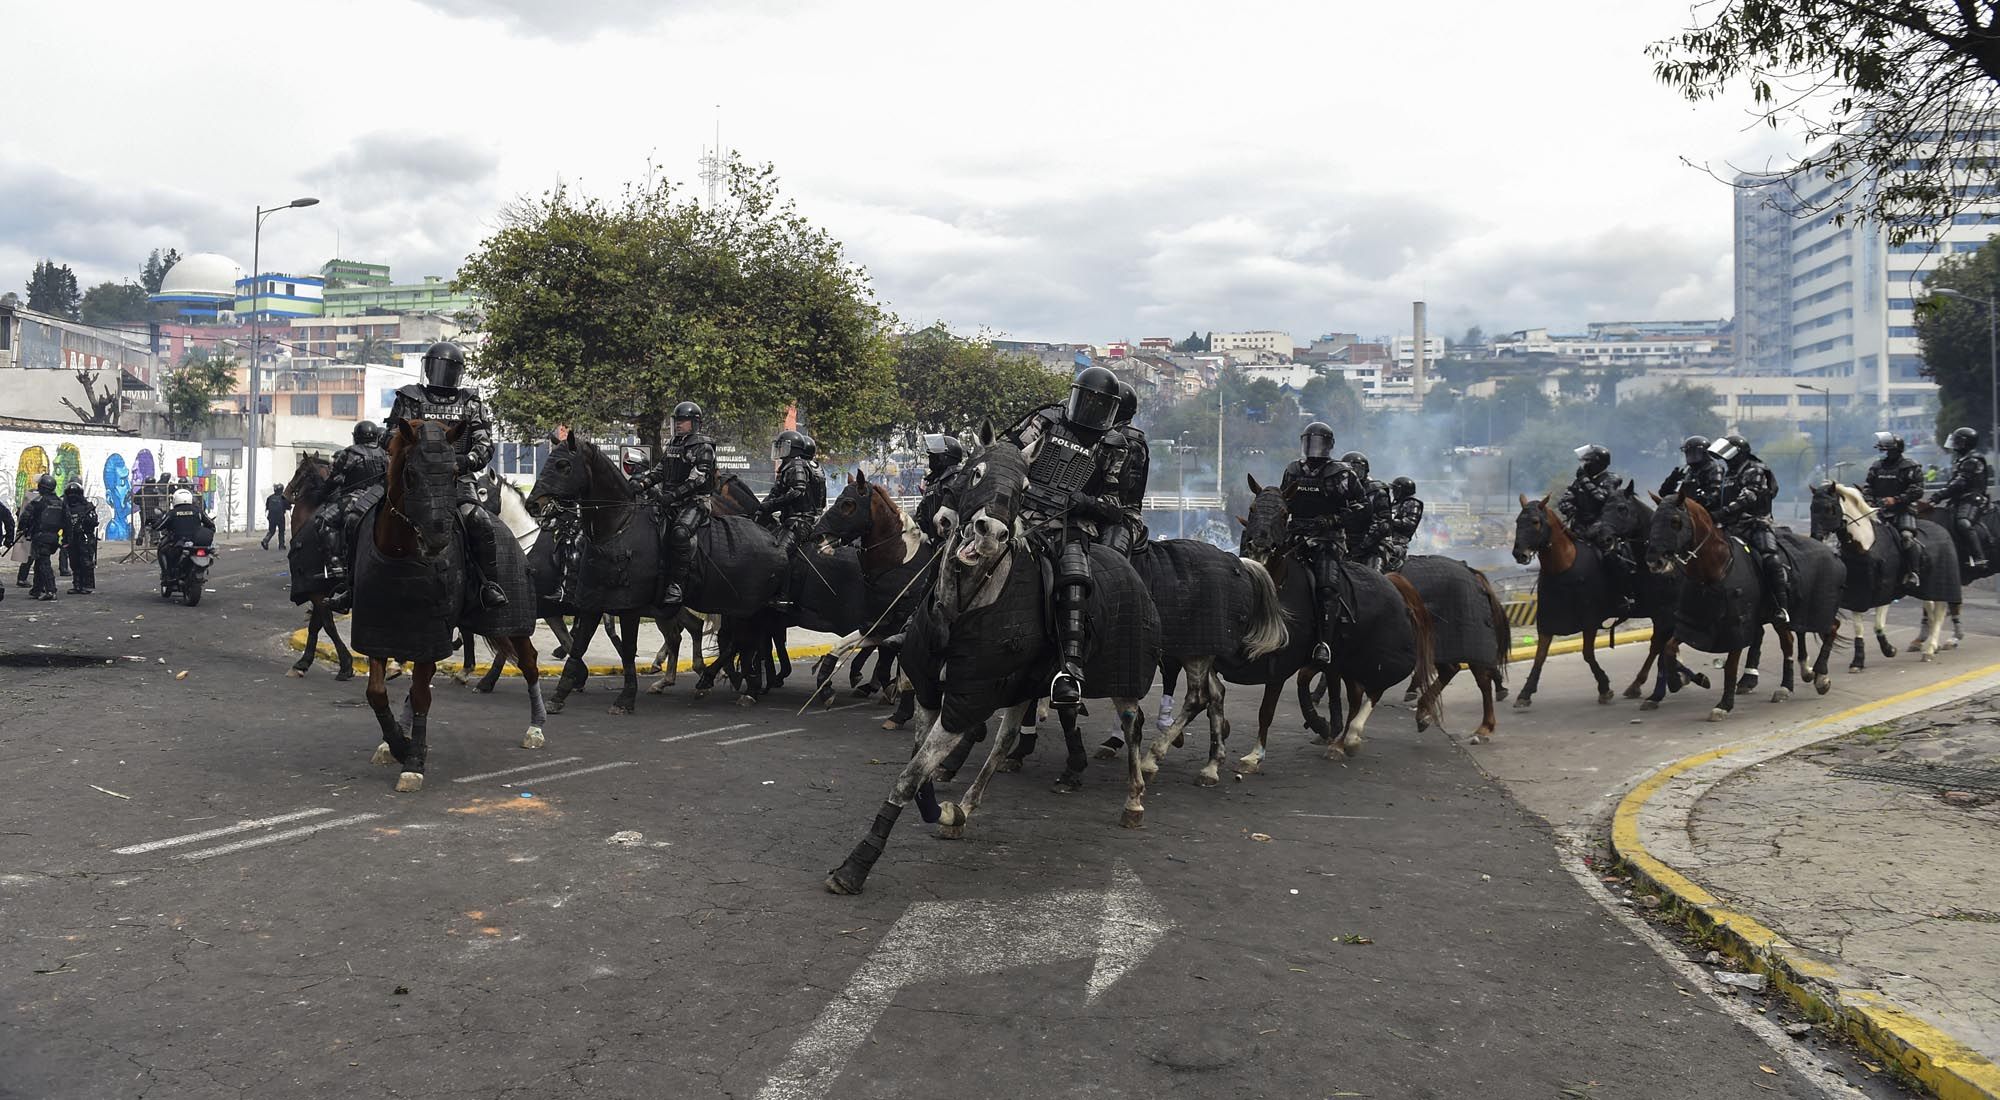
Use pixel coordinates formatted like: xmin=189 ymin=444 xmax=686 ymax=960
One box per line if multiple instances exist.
xmin=697 ymin=106 xmax=723 ymax=207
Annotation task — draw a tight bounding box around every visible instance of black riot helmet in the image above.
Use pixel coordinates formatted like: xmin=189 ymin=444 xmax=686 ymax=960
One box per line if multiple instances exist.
xmin=1391 ymin=476 xmax=1417 ymax=501
xmin=671 ymin=401 xmax=703 ymax=438
xmin=1341 ymin=451 xmax=1371 ymax=480
xmin=798 ymin=433 xmax=818 ymax=461
xmin=1574 ymin=444 xmax=1611 ymax=477
xmin=1065 ymin=366 xmax=1121 ymax=433
xmin=1681 ymin=435 xmax=1712 ymax=465
xmin=1709 ymin=433 xmax=1752 ymax=468
xmin=772 ymin=429 xmax=808 ymax=462
xmin=1301 ymin=421 xmax=1336 ymax=462
xmin=35 ymin=473 xmax=55 ymax=494
xmin=421 ymin=341 xmax=467 ymax=390
xmin=353 ymin=420 xmax=383 ymax=446
xmin=924 ymin=432 xmax=964 ymax=477
xmin=1113 ymin=381 xmax=1138 ymax=427
xmin=64 ymin=480 xmax=84 ymax=499
xmin=1948 ymin=426 xmax=1980 ymax=455
xmin=1874 ymin=431 xmax=1905 ymax=458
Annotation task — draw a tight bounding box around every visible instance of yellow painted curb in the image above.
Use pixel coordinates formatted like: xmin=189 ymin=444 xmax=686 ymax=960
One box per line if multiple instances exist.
xmin=286 ymin=625 xmax=836 ymax=679
xmin=1506 ymin=626 xmax=1653 ymax=666
xmin=1611 ymin=661 xmax=2000 ymax=1100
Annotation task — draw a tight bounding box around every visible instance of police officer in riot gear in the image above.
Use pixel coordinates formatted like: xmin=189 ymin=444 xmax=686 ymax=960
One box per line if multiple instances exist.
xmin=1659 ymin=434 xmax=1724 ymax=513
xmin=321 ymin=420 xmax=389 ymax=611
xmin=0 ymin=495 xmax=13 ymax=603
xmin=158 ymin=487 xmax=215 ymax=590
xmin=62 ymin=480 xmax=98 ymax=595
xmin=1007 ymin=364 xmax=1125 ymax=708
xmin=1378 ymin=477 xmax=1423 ymax=574
xmin=18 ymin=473 xmax=65 ymax=600
xmin=388 ymin=343 xmax=508 ymax=608
xmin=1557 ymin=443 xmax=1637 ymax=615
xmin=915 ymin=433 xmax=966 ymax=541
xmin=1098 ymin=382 xmax=1150 ymax=555
xmin=262 ymin=484 xmax=289 ymax=550
xmin=1864 ymin=431 xmax=1927 ymax=590
xmin=1930 ymin=426 xmax=1992 ymax=570
xmin=761 ymin=430 xmax=826 ymax=551
xmin=632 ymin=400 xmax=718 ymax=609
xmin=1711 ymin=434 xmax=1795 ymax=623
xmin=1338 ymin=450 xmax=1389 ymax=564
xmin=1281 ymin=422 xmax=1369 ymax=667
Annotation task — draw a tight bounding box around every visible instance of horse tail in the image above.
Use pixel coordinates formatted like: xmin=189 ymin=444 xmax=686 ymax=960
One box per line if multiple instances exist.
xmin=1388 ymin=572 xmax=1440 ymax=725
xmin=1237 ymin=557 xmax=1289 ymax=659
xmin=1474 ymin=569 xmax=1510 ymax=686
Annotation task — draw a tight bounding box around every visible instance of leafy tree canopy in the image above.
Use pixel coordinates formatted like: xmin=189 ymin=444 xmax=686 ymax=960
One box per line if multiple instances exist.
xmin=26 ymin=259 xmax=81 ymax=319
xmin=80 ymin=281 xmax=151 ymax=326
xmin=140 ymin=248 xmax=182 ymax=295
xmin=890 ymin=323 xmax=1067 ymax=441
xmin=1913 ymin=238 xmax=2000 ymax=440
xmin=159 ymin=350 xmax=238 ymax=441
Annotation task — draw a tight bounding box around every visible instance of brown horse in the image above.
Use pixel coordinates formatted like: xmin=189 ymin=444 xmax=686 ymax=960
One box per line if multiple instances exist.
xmin=355 ymin=420 xmax=546 ymax=792
xmin=282 ymin=453 xmax=357 ymax=682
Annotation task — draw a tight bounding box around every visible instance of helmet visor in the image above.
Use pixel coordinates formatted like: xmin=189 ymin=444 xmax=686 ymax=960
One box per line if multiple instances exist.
xmin=423 ymin=355 xmax=464 ymax=390
xmin=1302 ymin=431 xmax=1334 ymax=460
xmin=1067 ymin=387 xmax=1120 ymax=431
xmin=1708 ymin=437 xmax=1739 ymax=461
xmin=923 ymin=433 xmax=952 ymax=456
xmin=771 ymin=441 xmax=789 ymax=462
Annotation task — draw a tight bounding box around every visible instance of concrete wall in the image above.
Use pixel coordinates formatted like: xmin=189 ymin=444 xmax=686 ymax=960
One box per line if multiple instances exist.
xmin=0 ymin=427 xmax=200 ymax=538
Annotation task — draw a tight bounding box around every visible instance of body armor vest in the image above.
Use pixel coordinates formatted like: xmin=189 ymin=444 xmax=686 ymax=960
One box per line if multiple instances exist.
xmin=1721 ymin=461 xmax=1777 ymax=521
xmin=29 ymin=495 xmax=63 ymax=536
xmin=1953 ymin=454 xmax=1992 ymax=496
xmin=1284 ymin=460 xmax=1354 ymax=523
xmin=1388 ymin=496 xmax=1424 ymax=537
xmin=658 ymin=434 xmax=719 ymax=497
xmin=1865 ymin=457 xmax=1924 ymax=505
xmin=1023 ymin=421 xmax=1106 ymax=517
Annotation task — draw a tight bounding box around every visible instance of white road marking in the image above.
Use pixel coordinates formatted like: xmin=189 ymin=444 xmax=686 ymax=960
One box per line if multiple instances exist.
xmin=177 ymin=814 xmax=386 ymax=862
xmin=501 ymin=761 xmax=636 ymax=786
xmin=113 ymin=808 xmax=335 ymax=855
xmin=451 ymin=756 xmax=585 ymax=783
xmin=757 ymin=863 xmax=1169 ymax=1100
xmin=719 ymin=728 xmax=803 ymax=746
xmin=660 ymin=723 xmax=751 ymax=743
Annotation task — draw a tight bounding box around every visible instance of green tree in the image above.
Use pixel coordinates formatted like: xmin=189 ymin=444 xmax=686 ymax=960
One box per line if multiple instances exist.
xmin=159 ymin=351 xmax=238 ymax=441
xmin=1914 ymin=238 xmax=2000 ymax=439
xmin=26 ymin=259 xmax=81 ymax=319
xmin=1173 ymin=330 xmax=1208 ymax=352
xmin=343 ymin=334 xmax=395 ymax=365
xmin=140 ymin=248 xmax=182 ymax=294
xmin=80 ymin=281 xmax=152 ymax=326
xmin=457 ymin=157 xmax=897 ymax=455
xmin=1607 ymin=382 xmax=1726 ymax=460
xmin=1651 ymin=1 xmax=2000 ymax=243
xmin=1297 ymin=371 xmax=1364 ymax=425
xmin=891 ymin=323 xmax=1067 ymax=437
xmin=1492 ymin=375 xmax=1553 ymax=440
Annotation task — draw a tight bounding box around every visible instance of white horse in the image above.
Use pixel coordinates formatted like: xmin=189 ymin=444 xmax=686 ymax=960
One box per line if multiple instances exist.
xmin=1830 ymin=483 xmax=1950 ymax=663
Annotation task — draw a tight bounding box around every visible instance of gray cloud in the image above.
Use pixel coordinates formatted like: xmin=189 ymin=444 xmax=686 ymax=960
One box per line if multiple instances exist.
xmin=0 ymin=163 xmax=240 ymax=292
xmin=400 ymin=0 xmax=778 ymax=39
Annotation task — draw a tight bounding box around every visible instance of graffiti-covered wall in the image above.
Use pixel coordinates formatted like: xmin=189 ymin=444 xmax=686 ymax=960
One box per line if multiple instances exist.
xmin=0 ymin=429 xmax=200 ymax=540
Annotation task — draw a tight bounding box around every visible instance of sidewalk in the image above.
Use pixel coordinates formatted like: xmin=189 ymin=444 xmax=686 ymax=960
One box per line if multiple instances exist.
xmin=1614 ymin=663 xmax=2000 ymax=1099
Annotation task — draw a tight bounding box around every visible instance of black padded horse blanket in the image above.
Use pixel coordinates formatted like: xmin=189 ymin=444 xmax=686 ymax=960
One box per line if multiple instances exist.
xmin=688 ymin=515 xmax=788 ymax=618
xmin=349 ymin=502 xmax=537 ymax=661
xmin=1397 ymin=555 xmax=1504 ymax=670
xmin=1133 ymin=539 xmax=1258 ymax=661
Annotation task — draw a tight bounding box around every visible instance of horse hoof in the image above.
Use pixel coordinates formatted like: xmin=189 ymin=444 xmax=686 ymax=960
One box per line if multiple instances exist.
xmin=1512 ymin=697 xmax=1533 ymax=709
xmin=546 ymin=700 xmax=567 ymax=716
xmin=824 ymin=871 xmax=863 ymax=896
xmin=1921 ymin=651 xmax=1937 ymax=663
xmin=1639 ymin=699 xmax=1659 ymax=711
xmin=1622 ymin=685 xmax=1642 ymax=699
xmin=1597 ymin=690 xmax=1615 ymax=705
xmin=371 ymin=742 xmax=395 ymax=766
xmin=450 ymin=673 xmax=470 ymax=686
xmin=1054 ymin=773 xmax=1084 ymax=793
xmin=286 ymin=668 xmax=306 ymax=679
xmin=1849 ymin=663 xmax=1864 ymax=673
xmin=1469 ymin=732 xmax=1491 ymax=745
xmin=522 ymin=726 xmax=545 ymax=749
xmin=608 ymin=704 xmax=631 ymax=716
xmin=1688 ymin=673 xmax=1710 ymax=690
xmin=552 ymin=645 xmax=568 ymax=660
xmin=1494 ymin=685 xmax=1511 ymax=701
xmin=1416 ymin=718 xmax=1431 ymax=732
xmin=936 ymin=823 xmax=964 ymax=840
xmin=736 ymin=694 xmax=756 ymax=708
xmin=1707 ymin=708 xmax=1730 ymax=722
xmin=881 ymin=719 xmax=906 ymax=731
xmin=1771 ymin=688 xmax=1791 ymax=703
xmin=647 ymin=681 xmax=668 ymax=696
xmin=395 ymin=771 xmax=424 ymax=793
xmin=995 ymin=757 xmax=1022 ymax=774
xmin=643 ymin=663 xmax=662 ymax=675
xmin=1092 ymin=746 xmax=1118 ymax=761
xmin=1194 ymin=770 xmax=1219 ymax=787
xmin=1119 ymin=808 xmax=1144 ymax=829
xmin=1815 ymin=675 xmax=1831 ymax=694
xmin=1169 ymin=732 xmax=1185 ymax=749
xmin=1236 ymin=756 xmax=1263 ymax=774
xmin=1339 ymin=737 xmax=1363 ymax=756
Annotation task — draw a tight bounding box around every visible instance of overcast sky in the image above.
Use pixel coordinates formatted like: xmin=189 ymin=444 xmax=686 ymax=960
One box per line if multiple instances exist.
xmin=5 ymin=0 xmax=1798 ymax=345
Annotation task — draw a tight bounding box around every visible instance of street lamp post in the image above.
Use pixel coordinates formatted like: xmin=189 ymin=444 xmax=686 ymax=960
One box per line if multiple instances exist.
xmin=1928 ymin=287 xmax=1999 ymax=458
xmin=1175 ymin=437 xmax=1188 ymax=539
xmin=1794 ymin=382 xmax=1832 ymax=479
xmin=245 ymin=196 xmax=320 ymax=533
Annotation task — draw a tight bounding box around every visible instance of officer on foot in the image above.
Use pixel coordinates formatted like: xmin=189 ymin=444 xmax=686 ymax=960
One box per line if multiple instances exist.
xmin=262 ymin=484 xmax=289 ymax=549
xmin=18 ymin=474 xmax=65 ymax=601
xmin=62 ymin=481 xmax=99 ymax=594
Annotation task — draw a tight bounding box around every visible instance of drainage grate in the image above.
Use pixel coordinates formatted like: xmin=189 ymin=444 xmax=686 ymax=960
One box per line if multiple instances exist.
xmin=1830 ymin=761 xmax=2000 ymax=795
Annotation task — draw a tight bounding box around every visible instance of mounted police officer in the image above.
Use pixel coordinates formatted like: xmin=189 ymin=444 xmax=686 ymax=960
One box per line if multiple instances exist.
xmin=157 ymin=487 xmax=215 ymax=591
xmin=760 ymin=429 xmax=826 ymax=556
xmin=1864 ymin=431 xmax=1926 ymax=590
xmin=1930 ymin=426 xmax=1992 ymax=571
xmin=62 ymin=480 xmax=98 ymax=595
xmin=1378 ymin=477 xmax=1423 ymax=573
xmin=1556 ymin=443 xmax=1637 ymax=615
xmin=1711 ymin=434 xmax=1794 ymax=623
xmin=1097 ymin=381 xmax=1150 ymax=556
xmin=1281 ymin=422 xmax=1369 ymax=667
xmin=18 ymin=474 xmax=65 ymax=600
xmin=387 ymin=342 xmax=508 ymax=608
xmin=1006 ymin=364 xmax=1125 ymax=708
xmin=632 ymin=400 xmax=718 ymax=610
xmin=1339 ymin=450 xmax=1390 ymax=566
xmin=321 ymin=420 xmax=389 ymax=611
xmin=914 ymin=432 xmax=966 ymax=542
xmin=1659 ymin=434 xmax=1724 ymax=513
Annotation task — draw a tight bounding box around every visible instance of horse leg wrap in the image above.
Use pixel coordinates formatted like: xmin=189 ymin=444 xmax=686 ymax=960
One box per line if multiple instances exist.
xmin=915 ymin=779 xmax=941 ymax=824
xmin=829 ymin=801 xmax=903 ymax=893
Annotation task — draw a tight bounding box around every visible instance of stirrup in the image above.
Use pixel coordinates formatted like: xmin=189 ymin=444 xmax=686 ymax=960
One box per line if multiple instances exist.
xmin=1050 ymin=665 xmax=1083 ymax=708
xmin=1311 ymin=641 xmax=1333 ymax=667
xmin=480 ymin=580 xmax=508 ymax=608
xmin=1902 ymin=572 xmax=1920 ymax=589
xmin=1772 ymin=605 xmax=1791 ymax=624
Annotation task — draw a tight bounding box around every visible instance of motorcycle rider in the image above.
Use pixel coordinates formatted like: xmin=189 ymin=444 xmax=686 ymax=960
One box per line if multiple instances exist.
xmin=17 ymin=474 xmax=66 ymax=601
xmin=387 ymin=342 xmax=508 ymax=608
xmin=1281 ymin=422 xmax=1370 ymax=667
xmin=1006 ymin=364 xmax=1125 ymax=708
xmin=1556 ymin=443 xmax=1637 ymax=616
xmin=914 ymin=432 xmax=966 ymax=542
xmin=1930 ymin=426 xmax=1992 ymax=571
xmin=1711 ymin=434 xmax=1794 ymax=623
xmin=1658 ymin=434 xmax=1724 ymax=512
xmin=62 ymin=481 xmax=99 ymax=595
xmin=157 ymin=488 xmax=215 ymax=593
xmin=1863 ymin=431 xmax=1927 ymax=590
xmin=631 ymin=400 xmax=718 ymax=610
xmin=1378 ymin=477 xmax=1424 ymax=574
xmin=321 ymin=420 xmax=389 ymax=611
xmin=1098 ymin=381 xmax=1150 ymax=555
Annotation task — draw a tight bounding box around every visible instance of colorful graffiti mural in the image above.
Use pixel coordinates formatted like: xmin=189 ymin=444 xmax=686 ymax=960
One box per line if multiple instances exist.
xmin=102 ymin=453 xmax=132 ymax=539
xmin=1 ymin=430 xmax=199 ymax=543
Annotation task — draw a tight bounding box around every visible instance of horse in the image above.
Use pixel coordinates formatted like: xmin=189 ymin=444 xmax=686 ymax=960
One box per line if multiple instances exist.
xmin=1508 ymin=490 xmax=1657 ymax=708
xmin=349 ymin=420 xmax=547 ymax=791
xmin=1809 ymin=482 xmax=1955 ymax=665
xmin=282 ymin=453 xmax=357 ymax=682
xmin=824 ymin=433 xmax=1162 ymax=895
xmin=1231 ymin=477 xmax=1437 ymax=771
xmin=1399 ymin=556 xmax=1513 ymax=745
xmin=808 ymin=472 xmax=939 ymax=704
xmin=1646 ymin=494 xmax=1842 ymax=720
xmin=1911 ymin=497 xmax=1993 ymax=651
xmin=452 ymin=475 xmax=613 ymax=691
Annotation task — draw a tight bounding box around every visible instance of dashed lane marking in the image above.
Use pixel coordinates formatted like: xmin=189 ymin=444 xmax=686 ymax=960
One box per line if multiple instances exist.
xmin=452 ymin=756 xmax=586 ymax=784
xmin=660 ymin=723 xmax=751 ymax=743
xmin=178 ymin=814 xmax=386 ymax=862
xmin=719 ymin=728 xmax=804 ymax=746
xmin=501 ymin=761 xmax=636 ymax=786
xmin=114 ymin=808 xmax=335 ymax=855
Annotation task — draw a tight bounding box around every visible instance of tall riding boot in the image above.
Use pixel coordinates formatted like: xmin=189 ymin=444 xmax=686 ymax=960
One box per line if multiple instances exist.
xmin=1765 ymin=556 xmax=1794 ymax=624
xmin=660 ymin=547 xmax=691 ymax=608
xmin=1898 ymin=529 xmax=1922 ymax=591
xmin=467 ymin=515 xmax=508 ymax=608
xmin=772 ymin=530 xmax=797 ymax=612
xmin=1312 ymin=565 xmax=1339 ymax=668
xmin=1964 ymin=517 xmax=1990 ymax=570
xmin=1051 ymin=584 xmax=1089 ymax=708
xmin=15 ymin=562 xmax=29 ymax=588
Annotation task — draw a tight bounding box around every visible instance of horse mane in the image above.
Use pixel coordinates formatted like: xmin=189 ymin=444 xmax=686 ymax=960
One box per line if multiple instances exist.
xmin=1832 ymin=482 xmax=1876 ymax=551
xmin=576 ymin=438 xmax=634 ymax=502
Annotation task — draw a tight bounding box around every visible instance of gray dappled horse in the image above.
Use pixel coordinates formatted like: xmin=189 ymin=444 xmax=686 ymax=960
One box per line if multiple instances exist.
xmin=825 ymin=434 xmax=1161 ymax=896
xmin=1808 ymin=481 xmax=1954 ymax=667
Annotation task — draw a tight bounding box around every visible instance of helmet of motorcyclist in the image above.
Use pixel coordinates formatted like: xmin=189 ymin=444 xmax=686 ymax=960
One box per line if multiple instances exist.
xmin=172 ymin=489 xmax=194 ymax=506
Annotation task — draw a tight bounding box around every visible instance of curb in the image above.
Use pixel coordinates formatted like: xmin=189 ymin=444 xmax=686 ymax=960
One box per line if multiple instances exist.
xmin=286 ymin=626 xmax=836 ymax=678
xmin=1610 ymin=661 xmax=2000 ymax=1100
xmin=1506 ymin=626 xmax=1652 ymax=666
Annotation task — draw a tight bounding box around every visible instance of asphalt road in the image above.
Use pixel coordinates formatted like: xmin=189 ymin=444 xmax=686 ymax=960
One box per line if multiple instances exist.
xmin=0 ymin=545 xmax=1871 ymax=1099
